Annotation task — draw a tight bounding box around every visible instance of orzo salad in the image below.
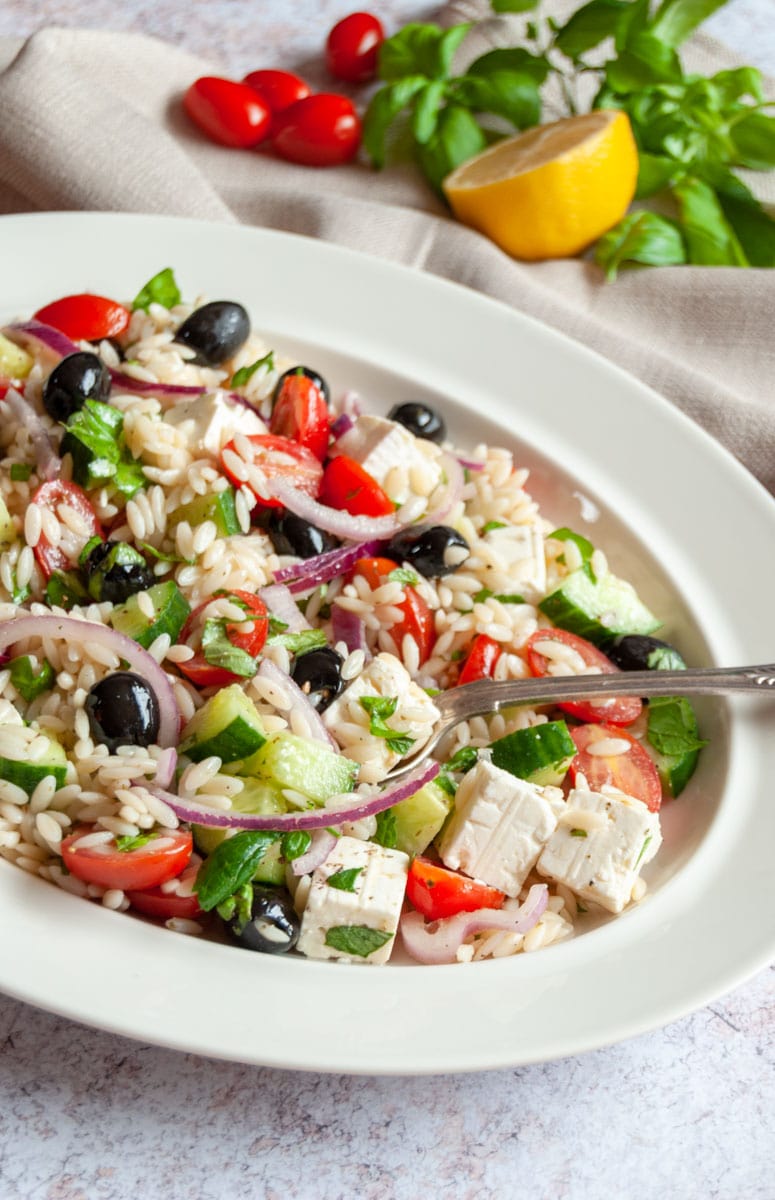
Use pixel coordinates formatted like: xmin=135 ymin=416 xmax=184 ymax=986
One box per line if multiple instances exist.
xmin=0 ymin=270 xmax=704 ymax=965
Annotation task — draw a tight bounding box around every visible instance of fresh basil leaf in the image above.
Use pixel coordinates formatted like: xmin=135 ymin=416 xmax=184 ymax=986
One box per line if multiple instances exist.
xmin=605 ymin=33 xmax=683 ymax=91
xmin=115 ymin=832 xmax=157 ymax=852
xmin=673 ymin=176 xmax=748 ymax=265
xmin=716 ymin=188 xmax=775 ymax=268
xmin=417 ymin=103 xmax=487 ymax=193
xmin=491 ymin=0 xmax=539 ymax=11
xmin=595 ymin=210 xmax=687 ymax=278
xmin=446 ymin=746 xmax=479 ymax=774
xmin=281 ymin=831 xmax=312 ymax=862
xmin=648 ymin=0 xmax=729 ymax=48
xmin=230 ymin=350 xmax=274 ymax=388
xmin=360 ymin=695 xmax=398 ymax=722
xmin=363 ymin=76 xmax=429 ymax=167
xmin=324 ymin=925 xmax=394 ymax=957
xmin=372 ymin=807 xmax=398 ymax=849
xmin=61 ymin=399 xmax=145 ymax=498
xmin=454 ymin=70 xmax=541 ymax=129
xmin=267 ymin=628 xmax=327 ymax=656
xmin=549 ymin=527 xmax=595 ymax=563
xmin=201 ymin=618 xmax=258 ymax=678
xmin=636 ymin=152 xmax=683 ymax=198
xmin=327 ymin=867 xmax=363 ymax=892
xmin=647 ymin=696 xmax=706 ymax=757
xmin=481 ymin=520 xmax=507 ymax=533
xmin=412 ymin=80 xmax=447 ymax=144
xmin=378 ymin=23 xmax=467 ymax=82
xmin=44 ymin=570 xmax=88 ymax=609
xmin=467 ymin=47 xmax=550 ymax=86
xmin=385 ymin=734 xmax=415 ymax=755
xmin=647 ymin=645 xmax=687 ymax=671
xmin=359 ymin=695 xmax=415 ymax=756
xmin=437 ymin=23 xmax=474 ymax=77
xmin=194 ymin=830 xmax=281 ymax=911
xmin=388 ymin=567 xmax=420 ymax=586
xmin=10 ymin=463 xmax=31 ymax=482
xmin=9 ymin=655 xmax=55 ymax=702
xmin=554 ymin=0 xmax=631 ymax=61
xmin=729 ymin=112 xmax=775 ymax=171
xmin=710 ymin=66 xmax=764 ymax=106
xmin=615 ymin=0 xmax=652 ymax=50
xmin=132 ymin=267 xmax=181 ymax=313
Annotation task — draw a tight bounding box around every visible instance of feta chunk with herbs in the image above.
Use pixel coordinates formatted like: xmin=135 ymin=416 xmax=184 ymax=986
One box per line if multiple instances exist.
xmin=164 ymin=390 xmax=266 ymax=456
xmin=536 ymin=786 xmax=662 ymax=913
xmin=333 ymin=414 xmax=442 ymax=500
xmin=296 ymin=836 xmax=409 ymax=964
xmin=438 ymin=759 xmax=560 ymax=897
xmin=483 ymin=523 xmax=546 ymax=603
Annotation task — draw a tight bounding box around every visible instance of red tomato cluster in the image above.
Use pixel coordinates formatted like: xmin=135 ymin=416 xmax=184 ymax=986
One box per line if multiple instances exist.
xmin=182 ymin=12 xmax=384 ymax=166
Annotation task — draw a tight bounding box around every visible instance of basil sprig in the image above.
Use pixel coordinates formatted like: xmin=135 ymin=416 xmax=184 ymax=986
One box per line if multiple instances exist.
xmin=194 ymin=831 xmax=282 ymax=911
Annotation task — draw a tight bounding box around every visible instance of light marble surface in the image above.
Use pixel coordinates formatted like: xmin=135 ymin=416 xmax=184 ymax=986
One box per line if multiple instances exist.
xmin=0 ymin=2 xmax=773 ymax=1198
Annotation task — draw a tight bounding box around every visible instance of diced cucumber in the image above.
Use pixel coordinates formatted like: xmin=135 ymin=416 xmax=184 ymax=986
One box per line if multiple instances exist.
xmin=0 ymin=735 xmax=67 ymax=794
xmin=646 ymin=696 xmax=704 ymax=798
xmin=240 ymin=732 xmax=357 ymax=804
xmin=539 ymin=568 xmax=661 ymax=645
xmin=110 ymin=580 xmax=190 ymax=648
xmin=170 ymin=489 xmax=240 ymax=538
xmin=192 ymin=779 xmax=287 ymax=862
xmin=180 ymin=684 xmax=266 ymax=764
xmin=0 ymin=331 xmax=33 ymax=380
xmin=490 ymin=720 xmax=577 ymax=786
xmin=0 ymin=498 xmax=15 ymax=548
xmin=392 ymin=781 xmax=452 ymax=856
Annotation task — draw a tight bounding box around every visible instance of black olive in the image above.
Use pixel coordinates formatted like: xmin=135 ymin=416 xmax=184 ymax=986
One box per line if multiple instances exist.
xmin=387 ymin=401 xmax=446 ymax=443
xmin=85 ymin=672 xmax=160 ymax=753
xmin=385 ymin=524 xmax=470 ymax=578
xmin=229 ymin=885 xmax=300 ymax=954
xmin=174 ymin=301 xmax=250 ymax=366
xmin=291 ymin=646 xmax=344 ymax=712
xmin=272 ymin=365 xmax=330 ymax=407
xmin=605 ymin=635 xmax=687 ymax=673
xmin=267 ymin=511 xmax=338 ymax=559
xmin=42 ymin=352 xmax=111 ymax=422
xmin=84 ymin=540 xmax=155 ymax=604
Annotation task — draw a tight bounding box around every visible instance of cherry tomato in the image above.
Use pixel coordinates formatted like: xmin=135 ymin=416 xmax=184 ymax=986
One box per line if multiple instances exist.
xmin=326 ymin=12 xmax=385 ymax=83
xmin=61 ymin=826 xmax=193 ymax=891
xmin=34 ymin=294 xmax=130 ymax=342
xmin=406 ymin=857 xmax=505 ymax=921
xmin=569 ymin=723 xmax=663 ymax=812
xmin=221 ymin=433 xmax=323 ymax=509
xmin=127 ymin=855 xmax=203 ymax=920
xmin=320 ymin=455 xmax=394 ymax=517
xmin=269 ymin=370 xmax=330 ymax=461
xmin=458 ymin=634 xmax=502 ymax=685
xmin=31 ymin=481 xmax=104 ymax=578
xmin=350 ymin=556 xmax=435 ymax=665
xmin=177 ymin=590 xmax=269 ymax=688
xmin=526 ymin=628 xmax=642 ymax=726
xmin=0 ymin=378 xmax=13 ymax=399
xmin=243 ymin=69 xmax=311 ymax=113
xmin=183 ymin=76 xmax=272 ymax=148
xmin=272 ymin=94 xmax=361 ymax=166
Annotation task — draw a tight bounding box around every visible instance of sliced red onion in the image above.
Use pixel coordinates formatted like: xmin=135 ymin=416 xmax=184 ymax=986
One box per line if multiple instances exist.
xmin=330 ymin=413 xmax=354 ymax=439
xmin=267 ymin=478 xmax=403 ymax=543
xmin=257 ymin=658 xmax=337 ymax=749
xmin=109 ymin=370 xmax=206 ymax=398
xmin=152 ymin=747 xmax=178 ymax=790
xmin=4 ymin=387 xmax=61 ymax=481
xmin=0 ymin=615 xmax=180 ymax=747
xmin=291 ymin=828 xmax=338 ymax=876
xmin=340 ymin=390 xmax=362 ymax=418
xmin=423 ymin=452 xmax=465 ymax=526
xmin=4 ymin=320 xmax=78 ymax=359
xmin=274 ymin=539 xmax=382 ymax=590
xmin=400 ymin=884 xmax=549 ymax=965
xmin=457 ymin=456 xmax=485 ymax=472
xmin=331 ymin=602 xmax=370 ymax=659
xmin=259 ymin=584 xmax=309 ymax=633
xmin=151 ymin=760 xmax=440 ymax=831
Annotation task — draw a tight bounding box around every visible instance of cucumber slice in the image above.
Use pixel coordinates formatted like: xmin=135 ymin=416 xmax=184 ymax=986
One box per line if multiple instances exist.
xmin=193 ymin=779 xmax=287 ymax=862
xmin=241 ymin=732 xmax=358 ymax=804
xmin=490 ymin=720 xmax=576 ymax=786
xmin=539 ymin=568 xmax=661 ymax=645
xmin=180 ymin=684 xmax=266 ymax=764
xmin=110 ymin=581 xmax=190 ymax=648
xmin=0 ymin=498 xmax=15 ymax=549
xmin=392 ymin=781 xmax=452 ymax=856
xmin=0 ymin=331 xmax=33 ymax=380
xmin=0 ymin=735 xmax=67 ymax=794
xmin=171 ymin=489 xmax=240 ymax=538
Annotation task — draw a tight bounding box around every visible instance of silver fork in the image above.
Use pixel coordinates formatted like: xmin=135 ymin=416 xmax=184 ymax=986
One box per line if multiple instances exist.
xmin=385 ymin=662 xmax=775 ymax=780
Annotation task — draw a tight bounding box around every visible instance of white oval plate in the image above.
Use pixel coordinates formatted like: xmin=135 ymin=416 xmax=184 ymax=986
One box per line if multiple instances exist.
xmin=1 ymin=212 xmax=773 ymax=1075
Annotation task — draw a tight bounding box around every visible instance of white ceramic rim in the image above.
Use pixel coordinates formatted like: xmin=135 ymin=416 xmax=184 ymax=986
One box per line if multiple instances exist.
xmin=0 ymin=212 xmax=773 ymax=1075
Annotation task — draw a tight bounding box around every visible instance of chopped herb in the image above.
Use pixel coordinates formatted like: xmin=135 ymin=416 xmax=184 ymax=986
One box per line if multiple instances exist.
xmin=482 ymin=520 xmax=507 ymax=534
xmin=201 ymin=618 xmax=258 ymax=678
xmin=388 ymin=567 xmax=420 ymax=586
xmin=231 ymin=350 xmax=274 ymax=388
xmin=60 ymin=399 xmax=145 ymax=497
xmin=281 ymin=831 xmax=312 ymax=862
xmin=647 ymin=696 xmax=706 ymax=757
xmin=359 ymin=695 xmax=416 ymax=756
xmin=216 ymin=880 xmax=254 ymax=934
xmin=9 ymin=463 xmax=31 ymax=482
xmin=449 ymin=649 xmax=464 ymax=661
xmin=635 ymin=834 xmax=653 ymax=868
xmin=139 ymin=541 xmax=193 ymax=565
xmin=472 ymin=587 xmax=493 ymax=604
xmin=115 ymin=832 xmax=157 ymax=853
xmin=132 ymin=267 xmax=181 ymax=313
xmin=327 ymin=867 xmax=363 ymax=892
xmin=44 ymin=570 xmax=87 ymax=610
xmin=570 ymin=828 xmax=588 ymax=838
xmin=267 ymin=628 xmax=328 ymax=656
xmin=437 ymin=745 xmax=478 ymax=796
xmin=372 ymin=807 xmax=398 ymax=849
xmin=195 ymin=830 xmax=281 ymax=911
xmin=11 ymin=570 xmax=31 ymax=607
xmin=324 ymin=925 xmax=393 ymax=958
xmin=9 ymin=656 xmax=55 ymax=703
xmin=549 ymin=527 xmax=596 ymax=581
xmin=267 ymin=615 xmax=289 ymax=636
xmin=78 ymin=535 xmax=103 ymax=566
xmin=423 ymin=686 xmax=441 ymax=697
xmin=495 ymin=592 xmax=525 ymax=605
xmin=647 ymin=646 xmax=688 ymax=672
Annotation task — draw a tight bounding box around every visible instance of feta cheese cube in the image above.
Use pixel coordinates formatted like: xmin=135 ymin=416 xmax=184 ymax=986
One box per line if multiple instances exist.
xmin=164 ymin=391 xmax=266 ymax=456
xmin=333 ymin=415 xmax=442 ymax=499
xmin=483 ymin=524 xmax=546 ymax=602
xmin=536 ymin=786 xmax=662 ymax=913
xmin=438 ymin=759 xmax=559 ymax=897
xmin=296 ymin=836 xmax=409 ymax=964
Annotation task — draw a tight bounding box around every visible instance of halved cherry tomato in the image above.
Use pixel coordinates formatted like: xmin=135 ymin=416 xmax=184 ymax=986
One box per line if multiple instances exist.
xmin=177 ymin=589 xmax=269 ymax=688
xmin=221 ymin=433 xmax=323 ymax=510
xmin=350 ymin=556 xmax=435 ymax=665
xmin=458 ymin=634 xmax=502 ymax=685
xmin=127 ymin=855 xmax=203 ymax=920
xmin=406 ymin=857 xmax=505 ymax=921
xmin=326 ymin=12 xmax=385 ymax=83
xmin=31 ymin=480 xmax=104 ymax=578
xmin=320 ymin=455 xmax=394 ymax=517
xmin=569 ymin=723 xmax=663 ymax=812
xmin=61 ymin=826 xmax=193 ymax=891
xmin=526 ymin=628 xmax=642 ymax=726
xmin=34 ymin=294 xmax=130 ymax=342
xmin=269 ymin=370 xmax=330 ymax=461
xmin=0 ymin=377 xmax=15 ymax=399
xmin=183 ymin=76 xmax=272 ymax=148
xmin=243 ymin=69 xmax=311 ymax=113
xmin=272 ymin=94 xmax=361 ymax=166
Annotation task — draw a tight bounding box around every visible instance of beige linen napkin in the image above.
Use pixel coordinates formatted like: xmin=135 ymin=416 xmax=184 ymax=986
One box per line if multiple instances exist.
xmin=0 ymin=9 xmax=773 ymax=491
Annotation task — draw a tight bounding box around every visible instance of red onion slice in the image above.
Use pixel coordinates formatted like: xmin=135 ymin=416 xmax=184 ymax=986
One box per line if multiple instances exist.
xmin=330 ymin=413 xmax=354 ymax=439
xmin=257 ymin=658 xmax=337 ymax=749
xmin=152 ymin=747 xmax=178 ymax=790
xmin=273 ymin=539 xmax=382 ymax=590
xmin=331 ymin=603 xmax=370 ymax=659
xmin=109 ymin=370 xmax=207 ymax=398
xmin=291 ymin=828 xmax=338 ymax=876
xmin=259 ymin=584 xmax=309 ymax=633
xmin=0 ymin=615 xmax=180 ymax=747
xmin=4 ymin=387 xmax=61 ymax=481
xmin=400 ymin=884 xmax=549 ymax=965
xmin=423 ymin=452 xmax=465 ymax=526
xmin=457 ymin=456 xmax=485 ymax=472
xmin=267 ymin=478 xmax=403 ymax=543
xmin=4 ymin=320 xmax=78 ymax=359
xmin=151 ymin=760 xmax=440 ymax=831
